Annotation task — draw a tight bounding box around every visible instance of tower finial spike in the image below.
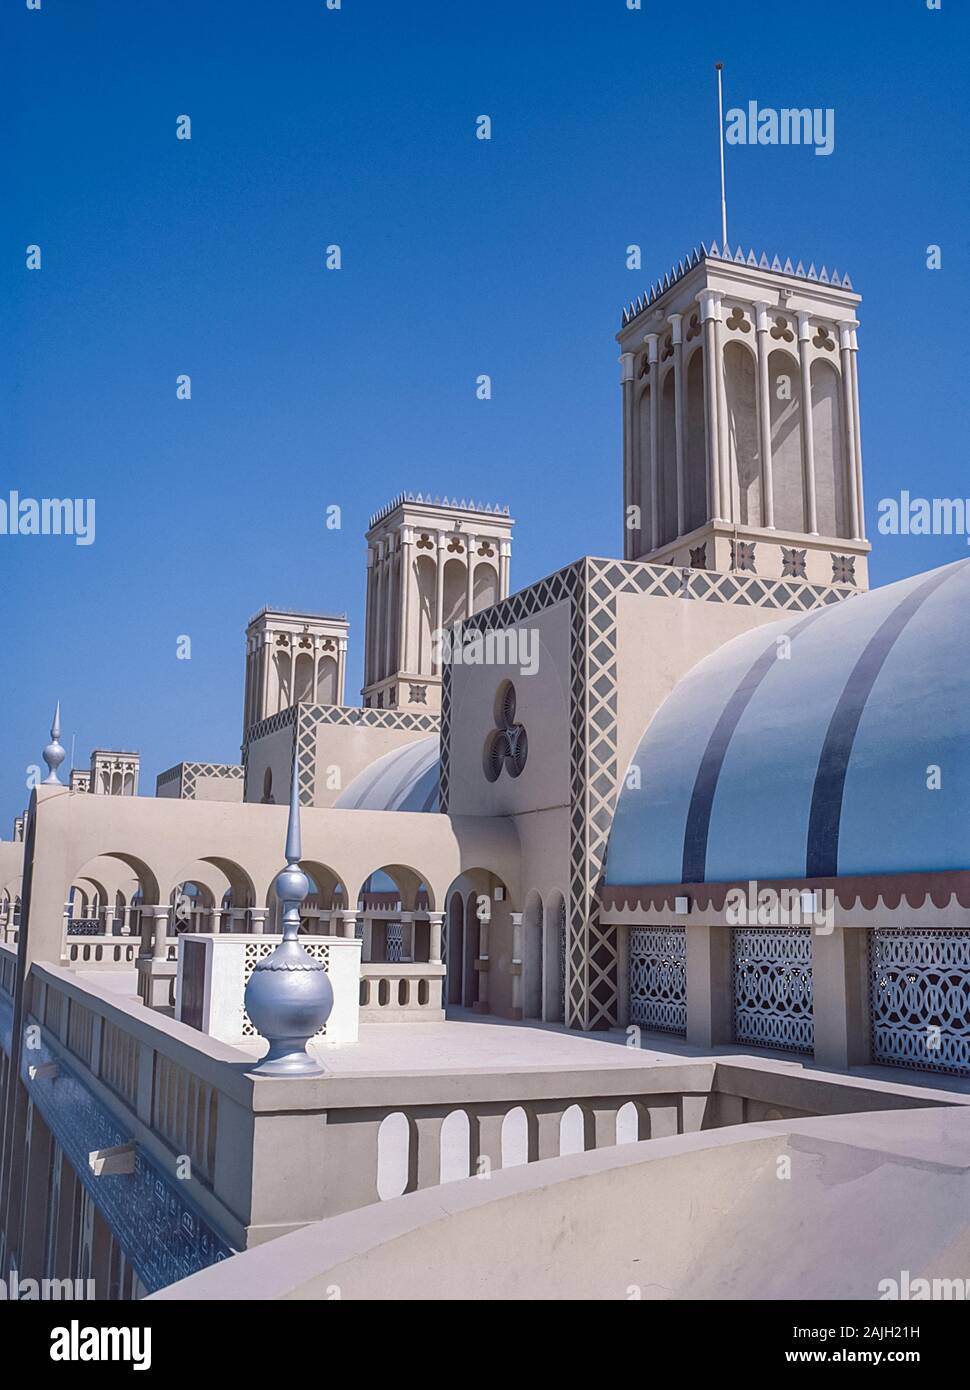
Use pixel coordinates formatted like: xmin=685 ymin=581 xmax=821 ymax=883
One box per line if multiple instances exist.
xmin=42 ymin=701 xmax=66 ymax=784
xmin=284 ymin=742 xmax=302 ymax=866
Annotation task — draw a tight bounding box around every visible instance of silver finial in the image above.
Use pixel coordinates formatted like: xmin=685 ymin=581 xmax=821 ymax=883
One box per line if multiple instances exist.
xmin=43 ymin=702 xmax=66 ymax=784
xmin=284 ymin=743 xmax=302 ymax=866
xmin=243 ymin=745 xmax=333 ymax=1076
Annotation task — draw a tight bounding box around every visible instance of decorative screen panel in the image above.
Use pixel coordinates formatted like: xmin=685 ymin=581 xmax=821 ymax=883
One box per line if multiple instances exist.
xmin=870 ymin=928 xmax=970 ymax=1078
xmin=241 ymin=941 xmax=331 ymax=1039
xmin=733 ymin=926 xmax=813 ymax=1054
xmin=629 ymin=926 xmax=686 ymax=1035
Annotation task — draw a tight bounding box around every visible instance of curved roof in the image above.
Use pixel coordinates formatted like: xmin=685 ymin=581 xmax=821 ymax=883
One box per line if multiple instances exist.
xmin=334 ymin=735 xmax=440 ymax=813
xmin=605 ymin=558 xmax=970 ymax=886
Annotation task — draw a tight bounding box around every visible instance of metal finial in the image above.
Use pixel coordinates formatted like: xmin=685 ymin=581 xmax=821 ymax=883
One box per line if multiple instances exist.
xmin=43 ymin=702 xmax=66 ymax=784
xmin=243 ymin=743 xmax=333 ymax=1077
xmin=284 ymin=745 xmax=302 ymax=866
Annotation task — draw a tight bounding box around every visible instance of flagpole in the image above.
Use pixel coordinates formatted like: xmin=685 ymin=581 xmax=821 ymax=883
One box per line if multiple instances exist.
xmin=715 ymin=62 xmax=728 ymax=247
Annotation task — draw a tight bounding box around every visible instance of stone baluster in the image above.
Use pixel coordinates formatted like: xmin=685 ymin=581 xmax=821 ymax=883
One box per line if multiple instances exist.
xmin=580 ymin=1100 xmax=618 ymax=1150
xmin=469 ymin=1104 xmax=507 ymax=1178
xmin=524 ymin=1101 xmax=567 ymax=1161
xmin=406 ymin=1107 xmax=450 ymax=1191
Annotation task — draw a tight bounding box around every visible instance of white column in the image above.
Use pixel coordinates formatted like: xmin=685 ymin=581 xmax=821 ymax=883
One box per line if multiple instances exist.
xmin=464 ymin=533 xmax=477 ymax=618
xmin=697 ymin=290 xmax=723 ymax=521
xmin=337 ymin=636 xmax=347 ymax=704
xmin=510 ymin=911 xmax=524 ymax=1018
xmin=619 ymin=351 xmax=636 ymax=557
xmin=373 ymin=542 xmax=385 ymax=683
xmin=392 ymin=910 xmax=410 ymax=961
xmin=712 ymin=292 xmax=731 ymax=523
xmin=840 ymin=321 xmax=864 ymax=540
xmin=151 ymin=908 xmax=170 ymax=961
xmin=754 ymin=301 xmax=775 ymax=529
xmin=797 ymin=311 xmax=819 ymax=534
xmin=260 ymin=633 xmax=273 ymax=721
xmin=364 ymin=546 xmax=376 ymax=687
xmin=338 ymin=910 xmax=358 ymax=941
xmin=428 ymin=912 xmax=445 ymax=965
xmin=139 ymin=908 xmax=153 ymax=958
xmin=434 ymin=532 xmax=446 ymax=673
xmin=498 ymin=539 xmax=511 ymax=598
xmin=250 ymin=908 xmax=268 ymax=935
xmin=644 ymin=332 xmax=660 ymax=549
xmin=375 ymin=542 xmax=387 ymax=682
xmin=399 ymin=527 xmax=413 ymax=671
xmin=243 ymin=640 xmax=253 ymax=732
xmin=668 ymin=315 xmax=686 ymax=537
xmin=383 ymin=537 xmax=396 ymax=680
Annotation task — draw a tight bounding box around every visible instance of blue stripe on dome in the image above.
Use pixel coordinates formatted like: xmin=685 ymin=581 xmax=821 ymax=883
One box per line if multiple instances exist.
xmin=806 ymin=563 xmax=961 ymax=876
xmin=682 ymin=610 xmax=825 ymax=882
xmin=837 ymin=562 xmax=970 ymax=875
xmin=604 ymin=558 xmax=970 ymax=887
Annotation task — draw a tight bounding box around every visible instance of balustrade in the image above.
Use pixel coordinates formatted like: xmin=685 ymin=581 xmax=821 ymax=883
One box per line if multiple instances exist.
xmin=359 ymin=962 xmax=445 ymax=1020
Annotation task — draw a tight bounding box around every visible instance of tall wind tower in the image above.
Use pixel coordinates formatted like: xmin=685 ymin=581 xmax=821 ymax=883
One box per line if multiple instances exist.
xmin=617 ymin=242 xmax=869 ymax=590
xmin=363 ymin=493 xmax=514 ymax=713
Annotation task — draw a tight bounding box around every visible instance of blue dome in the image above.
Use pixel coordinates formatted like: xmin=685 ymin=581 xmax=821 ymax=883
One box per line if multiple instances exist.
xmin=605 ymin=558 xmax=970 ymax=886
xmin=334 ymin=735 xmax=439 ymax=813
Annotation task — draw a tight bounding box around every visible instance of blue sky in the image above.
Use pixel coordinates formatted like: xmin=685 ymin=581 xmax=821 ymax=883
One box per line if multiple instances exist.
xmin=2 ymin=0 xmax=967 ymax=830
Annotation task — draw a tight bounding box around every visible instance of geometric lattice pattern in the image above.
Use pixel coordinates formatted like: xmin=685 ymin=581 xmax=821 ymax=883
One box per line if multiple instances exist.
xmin=437 ymin=555 xmax=852 ymax=1032
xmin=22 ymin=1033 xmax=233 ymax=1293
xmin=180 ymin=762 xmax=243 ymax=799
xmin=733 ymin=926 xmax=814 ymax=1054
xmin=240 ymin=940 xmax=332 ymax=1038
xmin=629 ymin=926 xmax=687 ymax=1035
xmin=244 ymin=702 xmax=439 ymax=806
xmin=870 ymin=928 xmax=970 ymax=1078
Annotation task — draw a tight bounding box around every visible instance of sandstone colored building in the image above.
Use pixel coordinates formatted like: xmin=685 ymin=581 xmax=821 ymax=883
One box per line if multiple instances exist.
xmin=1 ymin=243 xmax=968 ymax=1300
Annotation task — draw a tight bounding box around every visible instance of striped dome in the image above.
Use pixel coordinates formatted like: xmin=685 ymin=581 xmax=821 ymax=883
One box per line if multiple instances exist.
xmin=605 ymin=558 xmax=970 ymax=886
xmin=334 ymin=735 xmax=440 ymax=813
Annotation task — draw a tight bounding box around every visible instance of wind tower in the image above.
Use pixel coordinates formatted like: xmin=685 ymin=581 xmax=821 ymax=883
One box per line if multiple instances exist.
xmin=363 ymin=493 xmax=514 ymax=713
xmin=616 ymin=241 xmax=869 ymax=589
xmin=243 ymin=607 xmax=349 ymax=740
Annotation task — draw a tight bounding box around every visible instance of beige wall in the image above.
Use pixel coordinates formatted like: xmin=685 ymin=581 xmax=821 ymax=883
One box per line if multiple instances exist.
xmin=244 ymin=719 xmax=432 ymax=809
xmin=446 ymin=600 xmax=572 ymax=820
xmin=18 ymin=784 xmax=521 ymax=972
xmin=193 ymin=775 xmax=244 ymax=804
xmin=153 ymin=1104 xmax=970 ymax=1301
xmin=0 ymin=840 xmax=24 ymax=899
xmin=613 ymin=590 xmax=790 ymax=781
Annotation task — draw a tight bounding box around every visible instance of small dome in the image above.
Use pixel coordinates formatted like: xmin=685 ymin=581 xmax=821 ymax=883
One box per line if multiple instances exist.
xmin=605 ymin=558 xmax=970 ymax=886
xmin=335 ymin=735 xmax=439 ymax=813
